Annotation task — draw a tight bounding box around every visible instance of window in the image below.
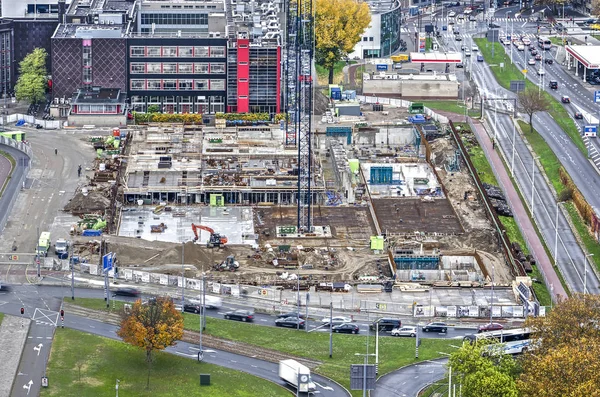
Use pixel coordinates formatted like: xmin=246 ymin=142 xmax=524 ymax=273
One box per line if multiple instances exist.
xmin=147 ymin=46 xmax=161 ymax=57
xmin=210 ymin=63 xmax=225 ymax=74
xmin=163 ymin=47 xmax=177 ymax=57
xmin=210 ymin=79 xmax=225 ymax=90
xmin=179 ymin=46 xmax=193 ymax=57
xmin=178 ymin=63 xmax=193 ymax=73
xmin=163 ymin=63 xmax=177 ymax=74
xmin=131 ymin=46 xmax=145 ymax=57
xmin=131 ymin=63 xmax=145 ymax=74
xmin=369 ymin=37 xmax=374 ymax=42
xmin=194 ymin=79 xmax=208 ymax=90
xmin=147 ymin=79 xmax=162 ymax=89
xmin=194 ymin=46 xmax=209 ymax=57
xmin=194 ymin=63 xmax=209 ymax=74
xmin=210 ymin=46 xmax=225 ymax=58
xmin=179 ymin=80 xmax=193 ymax=90
xmin=131 ymin=80 xmax=145 ymax=90
xmin=147 ymin=63 xmax=161 ymax=73
xmin=163 ymin=79 xmax=177 ymax=89
xmin=363 ymin=37 xmax=368 ymax=42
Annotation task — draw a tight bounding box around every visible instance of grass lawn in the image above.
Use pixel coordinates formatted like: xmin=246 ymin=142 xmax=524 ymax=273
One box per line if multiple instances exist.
xmin=474 ymin=39 xmax=586 ymax=156
xmin=41 ymin=328 xmax=289 ymax=397
xmin=549 ymin=37 xmax=565 ymax=46
xmin=422 ymin=100 xmax=480 ymax=117
xmin=0 ymin=313 xmax=4 ymax=326
xmin=316 ymin=61 xmax=355 ymax=86
xmin=564 ymin=202 xmax=600 ymax=273
xmin=70 ymin=298 xmax=457 ymax=397
xmin=517 ymin=120 xmax=565 ymax=195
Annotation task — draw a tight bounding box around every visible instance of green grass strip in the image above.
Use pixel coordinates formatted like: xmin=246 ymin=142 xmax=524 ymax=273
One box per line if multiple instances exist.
xmin=564 ymin=202 xmax=600 ymax=274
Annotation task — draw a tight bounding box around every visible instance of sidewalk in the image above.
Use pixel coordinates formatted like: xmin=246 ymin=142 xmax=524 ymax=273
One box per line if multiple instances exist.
xmin=470 ymin=118 xmax=568 ymax=301
xmin=0 ymin=315 xmax=31 ymax=397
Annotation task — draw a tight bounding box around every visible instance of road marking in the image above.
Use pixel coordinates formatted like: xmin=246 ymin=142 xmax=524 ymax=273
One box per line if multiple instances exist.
xmin=23 ymin=380 xmax=33 ymax=395
xmin=33 ymin=343 xmax=43 ymax=356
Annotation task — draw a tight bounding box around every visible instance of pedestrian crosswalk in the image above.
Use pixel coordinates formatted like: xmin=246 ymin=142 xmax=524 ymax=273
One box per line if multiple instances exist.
xmin=430 ymin=17 xmax=530 ymax=23
xmin=438 ymin=32 xmax=539 ymax=41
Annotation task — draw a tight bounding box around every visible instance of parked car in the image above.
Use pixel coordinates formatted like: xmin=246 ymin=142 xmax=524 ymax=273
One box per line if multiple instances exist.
xmin=183 ymin=302 xmax=202 ymax=314
xmin=277 ymin=312 xmax=306 ymax=319
xmin=321 ymin=316 xmax=353 ymax=326
xmin=549 ymin=80 xmax=558 ymax=89
xmin=275 ymin=317 xmax=306 ymax=329
xmin=545 ymin=58 xmax=554 ymax=65
xmin=332 ymin=323 xmax=360 ymax=334
xmin=113 ymin=288 xmax=141 ymax=297
xmin=422 ymin=322 xmax=448 ymax=333
xmin=561 ymin=95 xmax=571 ymax=103
xmin=478 ymin=322 xmax=504 ymax=333
xmin=369 ymin=318 xmax=401 ymax=332
xmin=224 ymin=309 xmax=255 ymax=322
xmin=574 ymin=112 xmax=584 ymax=119
xmin=391 ymin=326 xmax=417 ymax=337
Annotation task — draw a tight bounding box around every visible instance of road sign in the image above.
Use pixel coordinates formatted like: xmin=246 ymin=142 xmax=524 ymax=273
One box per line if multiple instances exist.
xmin=510 ymin=80 xmax=526 ymax=93
xmin=350 ymin=364 xmax=376 ymax=390
xmin=102 ymin=253 xmax=113 ymax=272
xmin=595 ymin=90 xmax=600 ymax=103
xmin=584 ymin=125 xmax=597 ymax=137
xmin=522 ymin=69 xmax=528 ymax=74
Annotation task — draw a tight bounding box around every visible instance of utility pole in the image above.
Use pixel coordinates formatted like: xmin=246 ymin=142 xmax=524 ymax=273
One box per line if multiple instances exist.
xmin=70 ymin=242 xmax=75 ymax=300
xmin=329 ymin=301 xmax=333 ymax=358
xmin=181 ymin=241 xmax=185 ymax=312
xmin=296 ymin=273 xmax=301 ymax=330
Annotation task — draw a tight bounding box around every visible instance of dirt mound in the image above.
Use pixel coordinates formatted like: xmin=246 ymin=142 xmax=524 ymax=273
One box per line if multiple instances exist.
xmin=313 ymin=89 xmax=331 ymax=115
xmin=64 ymin=190 xmax=110 ymax=214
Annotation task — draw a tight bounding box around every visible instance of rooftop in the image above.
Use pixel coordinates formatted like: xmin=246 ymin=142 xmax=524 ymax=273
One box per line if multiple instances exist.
xmin=367 ymin=0 xmax=401 ymax=14
xmin=72 ymin=87 xmax=127 ymax=104
xmin=67 ymin=0 xmax=137 ymax=16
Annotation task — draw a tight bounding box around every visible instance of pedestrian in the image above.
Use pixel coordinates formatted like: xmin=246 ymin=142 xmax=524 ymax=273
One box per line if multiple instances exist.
xmin=492 ymin=138 xmax=495 ymax=150
xmin=54 ymin=148 xmax=57 ymax=155
xmin=77 ymin=164 xmax=82 ymax=178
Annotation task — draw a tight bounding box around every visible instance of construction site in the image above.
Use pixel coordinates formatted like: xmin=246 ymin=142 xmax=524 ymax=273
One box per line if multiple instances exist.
xmin=57 ymin=97 xmax=535 ymax=304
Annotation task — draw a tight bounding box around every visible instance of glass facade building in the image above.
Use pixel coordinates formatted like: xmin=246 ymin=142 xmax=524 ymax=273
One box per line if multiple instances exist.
xmin=378 ymin=4 xmax=401 ymax=58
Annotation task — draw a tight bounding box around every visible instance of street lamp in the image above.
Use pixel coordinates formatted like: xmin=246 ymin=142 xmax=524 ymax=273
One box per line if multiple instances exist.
xmin=510 ymin=116 xmax=517 ymax=177
xmin=530 ymin=156 xmax=540 ymax=219
xmin=354 ymin=353 xmax=376 ymax=397
xmin=584 ymin=254 xmax=594 ymax=294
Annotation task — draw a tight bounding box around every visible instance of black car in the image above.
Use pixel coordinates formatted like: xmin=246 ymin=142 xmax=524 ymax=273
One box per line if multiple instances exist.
xmin=545 ymin=59 xmax=554 ymax=65
xmin=332 ymin=323 xmax=360 ymax=334
xmin=277 ymin=312 xmax=306 ymax=319
xmin=35 ymin=124 xmax=43 ymax=129
xmin=455 ymin=36 xmax=462 ymax=41
xmin=574 ymin=112 xmax=584 ymax=120
xmin=422 ymin=322 xmax=448 ymax=333
xmin=113 ymin=288 xmax=141 ymax=297
xmin=183 ymin=303 xmax=202 ymax=314
xmin=224 ymin=309 xmax=254 ymax=322
xmin=0 ymin=283 xmax=12 ymax=292
xmin=489 ymin=23 xmax=500 ymax=28
xmin=275 ymin=317 xmax=305 ymax=329
xmin=549 ymin=80 xmax=558 ymax=89
xmin=456 ymin=63 xmax=464 ymax=68
xmin=369 ymin=318 xmax=401 ymax=332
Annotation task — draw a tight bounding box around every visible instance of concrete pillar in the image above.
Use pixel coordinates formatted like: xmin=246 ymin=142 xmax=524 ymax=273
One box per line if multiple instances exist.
xmin=583 ymin=65 xmax=587 ymax=82
xmin=575 ymin=58 xmax=578 ymax=76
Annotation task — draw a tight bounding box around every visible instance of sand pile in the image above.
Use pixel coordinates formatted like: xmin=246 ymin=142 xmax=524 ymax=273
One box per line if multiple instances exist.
xmin=64 ymin=190 xmax=110 ymax=214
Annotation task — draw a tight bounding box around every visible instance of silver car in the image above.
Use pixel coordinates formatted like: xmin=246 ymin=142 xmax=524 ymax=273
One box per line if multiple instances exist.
xmin=391 ymin=326 xmax=417 ymax=337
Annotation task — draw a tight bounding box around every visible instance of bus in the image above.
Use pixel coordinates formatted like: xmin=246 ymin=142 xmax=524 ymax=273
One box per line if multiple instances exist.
xmin=538 ymin=36 xmax=552 ymax=50
xmin=463 ymin=328 xmax=534 ymax=355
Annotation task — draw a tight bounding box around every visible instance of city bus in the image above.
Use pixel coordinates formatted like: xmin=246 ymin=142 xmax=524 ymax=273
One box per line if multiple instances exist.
xmin=538 ymin=36 xmax=552 ymax=50
xmin=463 ymin=328 xmax=534 ymax=355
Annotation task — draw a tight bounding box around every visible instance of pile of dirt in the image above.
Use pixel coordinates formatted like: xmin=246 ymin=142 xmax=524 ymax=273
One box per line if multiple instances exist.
xmin=313 ymin=89 xmax=331 ymax=115
xmin=64 ymin=190 xmax=110 ymax=214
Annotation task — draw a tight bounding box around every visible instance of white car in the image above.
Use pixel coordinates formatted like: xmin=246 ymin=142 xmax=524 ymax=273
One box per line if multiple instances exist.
xmin=537 ymin=69 xmax=545 ymax=75
xmin=472 ymin=45 xmax=478 ymax=51
xmin=528 ymin=58 xmax=536 ymax=65
xmin=448 ymin=11 xmax=456 ymax=17
xmin=464 ymin=50 xmax=471 ymax=57
xmin=522 ymin=38 xmax=531 ymax=45
xmin=391 ymin=326 xmax=417 ymax=337
xmin=518 ymin=45 xmax=525 ymax=51
xmin=321 ymin=316 xmax=353 ymax=325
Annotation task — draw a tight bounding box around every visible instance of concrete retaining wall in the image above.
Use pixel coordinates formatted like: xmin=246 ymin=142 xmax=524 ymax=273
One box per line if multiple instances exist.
xmin=363 ymin=79 xmax=459 ymax=99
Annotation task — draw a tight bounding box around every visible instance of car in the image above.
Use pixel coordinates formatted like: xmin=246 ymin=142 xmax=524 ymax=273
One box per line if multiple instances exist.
xmin=469 ymin=15 xmax=476 ymax=21
xmin=535 ymin=54 xmax=542 ymax=61
xmin=464 ymin=50 xmax=471 ymax=57
xmin=522 ymin=38 xmax=531 ymax=46
xmin=275 ymin=316 xmax=305 ymax=329
xmin=0 ymin=283 xmax=12 ymax=292
xmin=461 ymin=44 xmax=466 ymax=51
xmin=457 ymin=14 xmax=465 ymax=20
xmin=489 ymin=23 xmax=500 ymax=28
xmin=477 ymin=55 xmax=484 ymax=62
xmin=422 ymin=322 xmax=448 ymax=333
xmin=183 ymin=302 xmax=202 ymax=314
xmin=113 ymin=288 xmax=141 ymax=297
xmin=456 ymin=63 xmax=464 ymax=68
xmin=528 ymin=58 xmax=536 ymax=65
xmin=277 ymin=312 xmax=306 ymax=319
xmin=35 ymin=124 xmax=43 ymax=129
xmin=454 ymin=30 xmax=460 ymax=35
xmin=574 ymin=112 xmax=584 ymax=119
xmin=537 ymin=69 xmax=545 ymax=75
xmin=448 ymin=11 xmax=456 ymax=17
xmin=472 ymin=45 xmax=478 ymax=51
xmin=332 ymin=323 xmax=360 ymax=334
xmin=518 ymin=45 xmax=525 ymax=51
xmin=561 ymin=95 xmax=571 ymax=103
xmin=370 ymin=318 xmax=401 ymax=332
xmin=321 ymin=316 xmax=353 ymax=325
xmin=531 ymin=49 xmax=538 ymax=56
xmin=478 ymin=322 xmax=504 ymax=333
xmin=549 ymin=80 xmax=558 ymax=89
xmin=224 ymin=309 xmax=255 ymax=322
xmin=455 ymin=36 xmax=462 ymax=41
xmin=391 ymin=326 xmax=417 ymax=337
xmin=545 ymin=58 xmax=554 ymax=65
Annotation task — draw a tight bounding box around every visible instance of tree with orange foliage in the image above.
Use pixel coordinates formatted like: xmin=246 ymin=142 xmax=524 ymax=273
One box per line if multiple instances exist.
xmin=517 ymin=294 xmax=600 ymax=397
xmin=117 ymin=297 xmax=184 ymax=388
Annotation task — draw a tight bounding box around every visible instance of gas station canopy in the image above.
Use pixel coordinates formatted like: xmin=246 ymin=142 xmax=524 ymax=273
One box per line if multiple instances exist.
xmin=566 ymin=45 xmax=600 ymax=69
xmin=409 ymin=52 xmax=462 ymax=63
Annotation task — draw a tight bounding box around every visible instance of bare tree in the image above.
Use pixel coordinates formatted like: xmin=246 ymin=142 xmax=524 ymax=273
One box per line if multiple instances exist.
xmin=592 ymin=0 xmax=600 ymax=17
xmin=518 ymin=88 xmax=551 ymax=133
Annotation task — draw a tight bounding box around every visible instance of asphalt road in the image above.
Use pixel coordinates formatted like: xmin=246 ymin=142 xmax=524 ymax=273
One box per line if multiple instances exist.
xmin=0 ymin=152 xmax=11 ymax=192
xmin=0 ymin=144 xmax=29 ymax=236
xmin=372 ymin=358 xmax=449 ymax=397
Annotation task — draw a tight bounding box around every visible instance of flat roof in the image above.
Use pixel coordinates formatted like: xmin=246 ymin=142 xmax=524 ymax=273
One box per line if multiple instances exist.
xmin=566 ymin=45 xmax=600 ymax=69
xmin=410 ymin=52 xmax=462 ymax=63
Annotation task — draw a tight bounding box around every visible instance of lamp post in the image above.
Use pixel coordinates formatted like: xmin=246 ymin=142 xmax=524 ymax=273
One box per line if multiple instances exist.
xmin=181 ymin=240 xmax=185 ymax=312
xmin=510 ymin=117 xmax=516 ymax=177
xmin=490 ymin=263 xmax=495 ymax=323
xmin=530 ymin=156 xmax=540 ymax=219
xmin=584 ymin=254 xmax=594 ymax=294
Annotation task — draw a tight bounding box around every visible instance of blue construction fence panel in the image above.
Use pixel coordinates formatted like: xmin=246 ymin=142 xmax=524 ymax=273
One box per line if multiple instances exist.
xmin=394 ymin=256 xmax=440 ymax=270
xmin=326 ymin=127 xmax=352 ymax=144
xmin=370 ymin=166 xmax=393 ymax=184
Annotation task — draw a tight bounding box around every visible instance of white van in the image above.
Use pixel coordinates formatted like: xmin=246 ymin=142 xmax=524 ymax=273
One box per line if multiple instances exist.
xmin=194 ymin=295 xmax=223 ymax=309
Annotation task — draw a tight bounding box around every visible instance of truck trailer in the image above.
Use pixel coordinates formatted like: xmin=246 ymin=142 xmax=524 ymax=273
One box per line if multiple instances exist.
xmin=279 ymin=359 xmax=316 ymax=393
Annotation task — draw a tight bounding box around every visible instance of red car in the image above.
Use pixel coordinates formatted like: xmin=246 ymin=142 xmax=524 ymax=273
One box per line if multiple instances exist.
xmin=478 ymin=322 xmax=504 ymax=333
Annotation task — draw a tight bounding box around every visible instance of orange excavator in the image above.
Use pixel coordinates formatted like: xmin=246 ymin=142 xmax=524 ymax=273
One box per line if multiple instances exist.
xmin=191 ymin=224 xmax=228 ymax=248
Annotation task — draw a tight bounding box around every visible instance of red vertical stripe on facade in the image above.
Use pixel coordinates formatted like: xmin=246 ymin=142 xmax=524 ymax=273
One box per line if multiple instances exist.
xmin=276 ymin=46 xmax=281 ymax=113
xmin=237 ymin=39 xmax=250 ymax=113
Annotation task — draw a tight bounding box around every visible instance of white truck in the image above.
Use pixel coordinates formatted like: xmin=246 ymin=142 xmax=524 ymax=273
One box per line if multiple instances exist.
xmin=279 ymin=359 xmax=316 ymax=393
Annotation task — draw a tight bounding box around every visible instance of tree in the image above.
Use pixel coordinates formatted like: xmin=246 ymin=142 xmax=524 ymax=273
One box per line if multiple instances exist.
xmin=517 ymin=88 xmax=550 ymax=133
xmin=315 ymin=0 xmax=370 ymax=84
xmin=592 ymin=0 xmax=600 ymax=17
xmin=448 ymin=340 xmax=519 ymax=397
xmin=14 ymin=48 xmax=47 ymax=105
xmin=517 ymin=294 xmax=600 ymax=397
xmin=117 ymin=297 xmax=184 ymax=388
xmin=147 ymin=104 xmax=160 ymax=113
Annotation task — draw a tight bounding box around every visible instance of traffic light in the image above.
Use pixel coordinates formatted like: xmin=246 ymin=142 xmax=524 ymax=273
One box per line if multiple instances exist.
xmin=20 ymin=307 xmax=24 ymax=315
